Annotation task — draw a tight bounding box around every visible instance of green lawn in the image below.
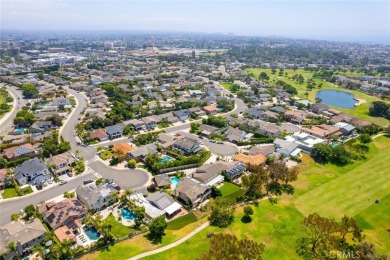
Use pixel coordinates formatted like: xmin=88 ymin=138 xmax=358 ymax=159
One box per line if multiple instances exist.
xmin=245 ymin=68 xmax=389 ymax=127
xmin=104 ymin=214 xmax=136 ymax=239
xmin=219 ymin=182 xmax=241 ymax=196
xmin=2 ymin=188 xmax=19 ymax=199
xmin=220 ymin=82 xmax=239 ymax=93
xmin=141 ymin=136 xmax=390 ymax=259
xmin=295 ymin=136 xmax=390 ymax=219
xmin=167 ymin=212 xmax=197 ymax=230
xmin=22 ymin=186 xmax=33 ymax=195
xmin=99 ymin=150 xmax=112 ymax=160
xmin=144 ymin=202 xmax=304 ymax=260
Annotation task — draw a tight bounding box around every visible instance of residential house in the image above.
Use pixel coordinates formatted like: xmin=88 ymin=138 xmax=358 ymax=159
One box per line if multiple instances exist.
xmin=86 ymin=128 xmax=109 ymax=142
xmin=188 ymin=107 xmax=206 ymax=117
xmin=350 ymin=118 xmax=373 ymax=128
xmin=29 ymin=120 xmax=53 ymax=133
xmin=45 ymin=152 xmax=76 ymax=175
xmin=153 ymin=174 xmax=172 ymax=188
xmin=189 ymin=90 xmax=203 ymax=98
xmin=202 ymin=105 xmax=218 ymax=115
xmin=173 ymin=177 xmax=211 ymax=207
xmin=248 ymin=144 xmax=275 ymax=157
xmin=40 ymin=199 xmax=87 ymax=242
xmin=76 ymin=183 xmax=117 ymax=211
xmin=112 ymin=143 xmax=135 ymax=158
xmin=199 ymin=124 xmax=219 ymax=138
xmin=129 ymin=193 xmax=165 ymax=220
xmin=147 ymin=191 xmax=182 ymax=218
xmin=0 ymin=219 xmax=46 ymax=260
xmin=232 ymin=153 xmax=267 ymax=167
xmin=105 ymin=124 xmax=124 ymax=139
xmin=128 ymin=143 xmax=158 ymax=162
xmin=2 ymin=143 xmax=39 ymax=160
xmin=142 ymin=116 xmax=159 ymax=129
xmin=311 ymin=103 xmax=329 ymax=114
xmin=14 ymin=158 xmax=52 ymax=187
xmin=159 ymin=112 xmax=179 ymax=124
xmin=191 ymin=163 xmax=226 ymax=186
xmin=224 ymin=162 xmax=246 ymax=180
xmin=257 ymin=122 xmax=282 ymax=137
xmin=173 ymin=109 xmax=190 ymax=121
xmin=285 ymin=110 xmax=305 ymax=124
xmin=261 ymin=111 xmax=279 ymax=122
xmin=225 ymin=127 xmax=246 ymax=143
xmin=301 ymin=124 xmax=341 ymax=139
xmin=273 ymin=138 xmax=301 ymax=157
xmin=50 ymin=97 xmax=70 ymax=107
xmin=173 ymin=137 xmax=201 ymax=155
xmin=246 ymin=107 xmax=263 ymax=119
xmin=124 ymin=119 xmax=145 ymax=131
xmin=285 ymin=133 xmax=325 ymax=153
xmin=0 ymin=169 xmax=7 ymax=190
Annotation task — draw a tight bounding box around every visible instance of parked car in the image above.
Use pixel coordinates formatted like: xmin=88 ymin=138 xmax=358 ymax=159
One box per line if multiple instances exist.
xmin=83 ymin=179 xmax=94 ymax=185
xmin=198 ymin=136 xmax=203 ymax=139
xmin=48 ymin=179 xmax=53 ymax=184
xmin=210 ymin=140 xmax=216 ymax=143
xmin=59 ymin=180 xmax=67 ymax=186
xmin=67 ymin=172 xmax=73 ymax=177
xmin=217 ymin=141 xmax=224 ymax=144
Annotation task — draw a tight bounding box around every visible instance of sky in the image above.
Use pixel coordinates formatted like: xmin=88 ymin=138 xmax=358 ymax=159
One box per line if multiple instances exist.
xmin=1 ymin=0 xmax=390 ymax=44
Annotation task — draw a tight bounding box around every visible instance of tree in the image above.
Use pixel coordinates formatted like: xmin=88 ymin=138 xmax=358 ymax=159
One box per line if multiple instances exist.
xmin=283 ymin=166 xmax=299 ymax=186
xmin=133 ymin=206 xmax=146 ymax=228
xmin=74 ymin=157 xmax=85 ymax=174
xmin=353 ymin=242 xmax=388 ymax=259
xmin=242 ymin=205 xmax=254 ymax=223
xmin=24 ymin=204 xmax=37 ymax=219
xmin=311 ymin=143 xmax=333 ymax=163
xmin=148 ymin=215 xmax=167 ymax=241
xmin=241 ymin=168 xmax=267 ymax=198
xmin=128 ymin=159 xmax=137 ymax=168
xmin=369 ymin=101 xmax=389 ymax=118
xmin=259 ymin=72 xmax=270 ymax=81
xmin=14 ymin=110 xmax=36 ymax=127
xmin=209 ymin=197 xmax=235 ymax=227
xmin=37 ymin=72 xmax=44 ymax=80
xmin=21 ymin=84 xmax=39 ymax=98
xmin=46 ymin=114 xmax=63 ymax=127
xmin=359 ymin=133 xmax=372 ymax=144
xmin=199 ymin=233 xmax=265 ymax=260
xmin=190 ymin=122 xmax=200 ymax=134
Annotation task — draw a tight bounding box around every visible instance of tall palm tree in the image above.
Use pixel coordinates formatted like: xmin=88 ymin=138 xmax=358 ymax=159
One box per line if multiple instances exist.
xmin=31 ymin=243 xmax=45 ymax=258
xmin=51 ymin=239 xmax=73 ymax=260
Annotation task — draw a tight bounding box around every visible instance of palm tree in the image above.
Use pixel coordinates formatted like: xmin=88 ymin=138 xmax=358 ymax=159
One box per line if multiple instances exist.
xmin=51 ymin=239 xmax=73 ymax=260
xmin=83 ymin=215 xmax=96 ymax=227
xmin=109 ymin=191 xmax=119 ymax=203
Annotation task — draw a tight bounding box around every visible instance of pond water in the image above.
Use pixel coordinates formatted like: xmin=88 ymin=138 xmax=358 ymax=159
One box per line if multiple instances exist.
xmin=316 ymin=90 xmax=357 ymax=108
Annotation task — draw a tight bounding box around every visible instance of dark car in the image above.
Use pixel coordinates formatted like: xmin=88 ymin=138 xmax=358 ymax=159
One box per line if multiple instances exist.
xmin=83 ymin=179 xmax=94 ymax=185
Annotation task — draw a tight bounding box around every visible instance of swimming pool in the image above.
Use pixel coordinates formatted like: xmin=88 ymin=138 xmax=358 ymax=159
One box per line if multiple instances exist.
xmin=160 ymin=155 xmax=173 ymax=164
xmin=14 ymin=128 xmax=25 ymax=133
xmin=119 ymin=206 xmax=136 ymax=221
xmin=331 ymin=142 xmax=339 ymax=147
xmin=340 ymin=136 xmax=349 ymax=142
xmin=84 ymin=226 xmax=101 ymax=240
xmin=170 ymin=176 xmax=180 ymax=187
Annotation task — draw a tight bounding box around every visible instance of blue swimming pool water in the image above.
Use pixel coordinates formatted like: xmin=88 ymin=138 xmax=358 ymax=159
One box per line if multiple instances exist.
xmin=14 ymin=128 xmax=25 ymax=133
xmin=119 ymin=206 xmax=136 ymax=221
xmin=170 ymin=176 xmax=180 ymax=187
xmin=331 ymin=142 xmax=339 ymax=147
xmin=316 ymin=90 xmax=357 ymax=108
xmin=84 ymin=226 xmax=101 ymax=240
xmin=340 ymin=136 xmax=349 ymax=141
xmin=160 ymin=155 xmax=173 ymax=164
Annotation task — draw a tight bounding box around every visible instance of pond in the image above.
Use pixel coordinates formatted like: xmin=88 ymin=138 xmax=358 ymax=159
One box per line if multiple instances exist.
xmin=316 ymin=90 xmax=357 ymax=108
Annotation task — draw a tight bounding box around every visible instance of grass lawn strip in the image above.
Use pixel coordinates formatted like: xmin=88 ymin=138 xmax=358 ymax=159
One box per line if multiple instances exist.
xmin=167 ymin=212 xmax=197 ymax=230
xmin=219 ymin=182 xmax=241 ymax=196
xmin=295 ymin=136 xmax=390 ymax=219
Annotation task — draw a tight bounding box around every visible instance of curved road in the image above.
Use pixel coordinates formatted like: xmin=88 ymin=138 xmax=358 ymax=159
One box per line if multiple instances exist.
xmin=0 ymin=84 xmax=28 ymax=136
xmin=63 ymin=88 xmax=151 ymax=189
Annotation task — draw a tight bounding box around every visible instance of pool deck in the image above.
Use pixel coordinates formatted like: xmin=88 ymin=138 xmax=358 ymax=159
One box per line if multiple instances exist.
xmin=75 ymin=225 xmax=101 ymax=247
xmin=100 ymin=205 xmax=134 ymax=226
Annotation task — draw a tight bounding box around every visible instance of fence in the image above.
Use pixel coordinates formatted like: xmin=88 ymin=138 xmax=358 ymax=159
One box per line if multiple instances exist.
xmin=74 ymin=230 xmax=148 ymax=259
xmin=159 ymin=163 xmax=198 ymax=174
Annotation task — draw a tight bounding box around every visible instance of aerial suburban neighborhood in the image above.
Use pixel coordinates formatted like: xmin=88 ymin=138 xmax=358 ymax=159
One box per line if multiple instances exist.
xmin=0 ymin=1 xmax=389 ymax=259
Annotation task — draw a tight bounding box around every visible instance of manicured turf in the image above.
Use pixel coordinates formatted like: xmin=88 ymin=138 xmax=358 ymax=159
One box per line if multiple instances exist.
xmin=220 ymin=82 xmax=239 ymax=93
xmin=104 ymin=214 xmax=136 ymax=239
xmin=81 ymin=216 xmax=209 ymax=260
xmin=144 ymin=201 xmax=304 ymax=260
xmin=99 ymin=150 xmax=112 ymax=160
xmin=2 ymin=188 xmax=19 ymax=198
xmin=167 ymin=212 xmax=197 ymax=230
xmin=219 ymin=182 xmax=241 ymax=196
xmin=22 ymin=186 xmax=33 ymax=195
xmin=245 ymin=68 xmax=389 ymax=127
xmin=295 ymin=136 xmax=390 ymax=219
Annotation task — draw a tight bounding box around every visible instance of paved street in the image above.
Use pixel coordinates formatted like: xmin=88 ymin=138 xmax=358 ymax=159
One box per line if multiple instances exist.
xmin=0 ymin=173 xmax=95 ymax=226
xmin=0 ymin=84 xmax=28 ymax=136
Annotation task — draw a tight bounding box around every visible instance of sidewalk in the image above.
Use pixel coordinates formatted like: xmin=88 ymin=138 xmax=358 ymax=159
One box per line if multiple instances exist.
xmin=128 ymin=222 xmax=210 ymax=260
xmin=0 ymin=86 xmax=18 ymax=127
